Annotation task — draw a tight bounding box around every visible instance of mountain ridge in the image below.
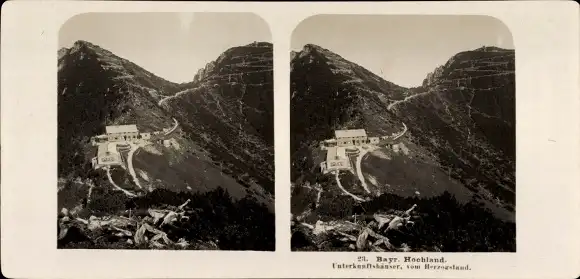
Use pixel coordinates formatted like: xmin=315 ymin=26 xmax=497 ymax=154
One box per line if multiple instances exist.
xmin=58 ymin=39 xmax=275 ymax=194
xmin=290 ymin=43 xmax=410 ymax=158
xmin=162 ymin=40 xmax=275 ymax=195
xmin=57 ymin=39 xmax=275 ymax=250
xmin=290 ymin=43 xmax=516 ymax=252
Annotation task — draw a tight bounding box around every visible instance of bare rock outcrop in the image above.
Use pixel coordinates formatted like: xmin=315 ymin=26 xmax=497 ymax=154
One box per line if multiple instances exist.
xmin=57 ymin=199 xmax=198 ymax=250
xmin=294 ymin=204 xmax=418 ymax=251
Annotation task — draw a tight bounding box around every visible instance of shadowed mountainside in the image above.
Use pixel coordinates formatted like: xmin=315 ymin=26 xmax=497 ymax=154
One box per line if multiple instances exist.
xmin=290 ymin=44 xmax=515 ymax=252
xmin=290 ymin=44 xmax=411 ymax=182
xmin=57 ymin=40 xmax=274 ymax=250
xmin=162 ymin=42 xmax=274 ymax=194
xmin=58 ymin=40 xmax=182 ymax=178
xmin=390 ymin=46 xmax=515 ymax=207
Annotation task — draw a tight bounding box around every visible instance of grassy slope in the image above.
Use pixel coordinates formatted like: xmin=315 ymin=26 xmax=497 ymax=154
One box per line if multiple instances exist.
xmin=57 ymin=41 xmax=276 ymax=249
xmin=290 ymin=45 xmax=516 ymax=251
xmin=166 ymin=43 xmax=275 ymax=196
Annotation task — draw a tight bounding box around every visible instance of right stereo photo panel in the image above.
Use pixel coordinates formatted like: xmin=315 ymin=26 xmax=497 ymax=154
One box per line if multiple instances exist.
xmin=289 ymin=14 xmax=516 ymax=253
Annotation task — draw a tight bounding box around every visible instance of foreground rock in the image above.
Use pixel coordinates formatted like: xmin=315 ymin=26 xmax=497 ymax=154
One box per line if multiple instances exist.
xmin=57 ymin=199 xmax=219 ymax=250
xmin=292 ymin=204 xmax=417 ymax=252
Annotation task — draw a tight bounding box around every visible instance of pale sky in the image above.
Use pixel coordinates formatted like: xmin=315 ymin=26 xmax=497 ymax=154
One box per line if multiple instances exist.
xmin=60 ymin=13 xmax=271 ymax=83
xmin=291 ymin=15 xmax=514 ymax=88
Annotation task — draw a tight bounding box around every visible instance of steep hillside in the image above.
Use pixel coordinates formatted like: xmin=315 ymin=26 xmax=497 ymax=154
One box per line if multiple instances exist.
xmin=290 ymin=44 xmax=410 ymax=181
xmin=58 ymin=41 xmax=184 ymax=178
xmin=290 ymin=44 xmax=516 ymax=252
xmin=162 ymin=42 xmax=274 ymax=194
xmin=57 ymin=40 xmax=274 ymax=250
xmin=390 ymin=46 xmax=515 ymax=207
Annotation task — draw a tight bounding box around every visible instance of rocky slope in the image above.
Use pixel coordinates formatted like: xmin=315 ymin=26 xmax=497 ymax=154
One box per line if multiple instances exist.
xmin=58 ymin=40 xmax=185 ymax=178
xmin=162 ymin=42 xmax=274 ymax=194
xmin=290 ymin=44 xmax=410 ymax=181
xmin=390 ymin=46 xmax=516 ymax=208
xmin=57 ymin=40 xmax=274 ymax=250
xmin=290 ymin=44 xmax=516 ymax=252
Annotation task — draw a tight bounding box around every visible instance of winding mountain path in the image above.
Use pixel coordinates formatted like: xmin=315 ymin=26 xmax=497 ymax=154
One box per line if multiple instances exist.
xmin=86 ymin=181 xmax=95 ymax=204
xmin=164 ymin=118 xmax=179 ymax=136
xmin=157 ymin=68 xmax=272 ymax=107
xmin=101 ymin=115 xmax=180 ymax=193
xmin=127 ymin=143 xmax=143 ymax=189
xmin=355 ymin=147 xmax=372 ymax=194
xmin=208 ymin=69 xmax=272 ymax=80
xmin=335 ymin=170 xmax=365 ymax=202
xmin=388 ymin=91 xmax=432 ymax=110
xmin=158 ymin=95 xmax=173 ymax=107
xmin=387 ymin=72 xmax=513 ymax=111
xmin=316 ymin=189 xmax=323 ymax=208
xmin=106 ymin=166 xmax=137 ymax=197
xmin=350 ymin=123 xmax=406 ymax=195
xmin=158 ymin=88 xmax=194 ymax=107
xmin=392 ymin=122 xmax=408 ymax=140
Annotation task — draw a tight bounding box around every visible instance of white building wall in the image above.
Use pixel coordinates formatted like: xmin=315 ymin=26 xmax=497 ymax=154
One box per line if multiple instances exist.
xmin=327 ymin=159 xmax=351 ymax=171
xmin=107 ymin=132 xmax=139 ymax=142
xmin=336 ymin=147 xmax=347 ymax=158
xmin=98 ymin=153 xmax=121 ymax=165
xmin=140 ymin=133 xmax=151 ymax=140
xmin=320 ymin=162 xmax=327 ymax=173
xmin=337 ymin=136 xmax=368 ymax=146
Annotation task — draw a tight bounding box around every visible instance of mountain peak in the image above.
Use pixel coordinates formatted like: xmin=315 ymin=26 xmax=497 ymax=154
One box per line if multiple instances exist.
xmin=302 ymin=43 xmax=328 ymax=53
xmin=70 ymin=40 xmax=97 ymax=51
xmin=73 ymin=40 xmax=98 ymax=48
xmin=242 ymin=41 xmax=272 ymax=48
xmin=193 ymin=41 xmax=273 ymax=83
xmin=66 ymin=40 xmax=104 ymax=57
xmin=290 ymin=44 xmax=516 ymax=252
xmin=68 ymin=40 xmax=122 ymax=58
xmin=290 ymin=51 xmax=298 ymax=60
xmin=58 ymin=47 xmax=69 ymax=60
xmin=473 ymin=45 xmax=512 ymax=52
xmin=422 ymin=45 xmax=515 ymax=87
xmin=57 ymin=40 xmax=275 ymax=250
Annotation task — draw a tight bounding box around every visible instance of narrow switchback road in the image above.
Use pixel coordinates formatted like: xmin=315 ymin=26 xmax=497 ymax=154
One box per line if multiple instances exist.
xmin=158 ymin=88 xmax=194 ymax=107
xmin=86 ymin=181 xmax=95 ymax=204
xmin=335 ymin=170 xmax=365 ymax=202
xmin=164 ymin=118 xmax=179 ymax=136
xmin=392 ymin=122 xmax=408 ymax=140
xmin=106 ymin=166 xmax=137 ymax=197
xmin=127 ymin=143 xmax=143 ymax=189
xmin=355 ymin=146 xmax=376 ymax=194
xmin=387 ymin=72 xmax=513 ymax=111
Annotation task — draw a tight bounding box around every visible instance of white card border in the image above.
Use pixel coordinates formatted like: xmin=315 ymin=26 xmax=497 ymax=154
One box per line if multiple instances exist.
xmin=1 ymin=1 xmax=579 ymax=278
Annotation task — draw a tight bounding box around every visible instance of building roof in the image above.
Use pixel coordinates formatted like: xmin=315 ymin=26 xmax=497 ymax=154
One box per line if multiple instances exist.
xmin=326 ymin=146 xmax=338 ymax=162
xmin=326 ymin=146 xmax=347 ymax=162
xmin=335 ymin=129 xmax=367 ymax=139
xmin=106 ymin=124 xmax=138 ymax=134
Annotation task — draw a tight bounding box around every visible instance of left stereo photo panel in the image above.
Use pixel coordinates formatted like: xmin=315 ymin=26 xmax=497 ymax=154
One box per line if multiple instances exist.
xmin=57 ymin=12 xmax=275 ymax=250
